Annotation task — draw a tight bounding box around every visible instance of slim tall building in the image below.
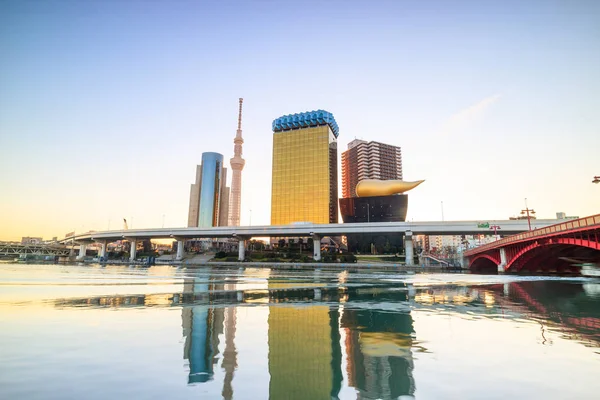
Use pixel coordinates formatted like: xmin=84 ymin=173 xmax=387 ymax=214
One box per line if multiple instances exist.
xmin=188 ymin=152 xmax=230 ymax=228
xmin=229 ymin=98 xmax=245 ymax=226
xmin=270 ymin=110 xmax=339 ymax=225
xmin=341 ymin=139 xmax=402 ymax=198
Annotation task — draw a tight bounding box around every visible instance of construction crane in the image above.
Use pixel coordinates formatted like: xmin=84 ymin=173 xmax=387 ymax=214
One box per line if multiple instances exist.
xmin=123 ymin=218 xmax=129 ymax=230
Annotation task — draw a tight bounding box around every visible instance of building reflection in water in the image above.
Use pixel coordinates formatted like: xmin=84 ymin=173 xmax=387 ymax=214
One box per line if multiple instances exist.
xmin=182 ymin=273 xmax=225 ymax=384
xmin=267 ymin=304 xmax=343 ymax=400
xmin=342 ymin=289 xmax=415 ymax=400
xmin=182 ymin=306 xmax=223 ymax=383
xmin=266 ymin=279 xmax=414 ymax=400
xmin=50 ymin=267 xmax=600 ymax=398
xmin=173 ymin=273 xmax=599 ymax=398
xmin=181 ymin=272 xmax=240 ymax=398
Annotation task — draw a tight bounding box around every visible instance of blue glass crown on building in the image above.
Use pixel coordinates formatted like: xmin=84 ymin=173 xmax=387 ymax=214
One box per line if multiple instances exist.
xmin=272 ymin=110 xmax=339 ymax=138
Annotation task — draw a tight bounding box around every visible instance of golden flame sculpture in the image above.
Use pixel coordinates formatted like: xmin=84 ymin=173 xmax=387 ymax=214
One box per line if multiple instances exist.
xmin=356 ymin=179 xmax=425 ymax=197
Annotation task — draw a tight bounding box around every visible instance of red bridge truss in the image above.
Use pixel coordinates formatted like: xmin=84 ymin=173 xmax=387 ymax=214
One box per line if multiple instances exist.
xmin=464 ymin=214 xmax=600 ymax=273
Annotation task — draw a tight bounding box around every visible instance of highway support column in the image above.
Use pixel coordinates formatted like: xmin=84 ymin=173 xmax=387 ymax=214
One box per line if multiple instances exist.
xmin=404 ymin=231 xmax=414 ymax=266
xmin=312 ymin=234 xmax=321 ymax=261
xmin=98 ymin=240 xmax=107 ymax=260
xmin=76 ymin=243 xmax=87 ymax=261
xmin=176 ymin=239 xmax=185 ymax=261
xmin=129 ymin=239 xmax=137 ymax=262
xmin=238 ymin=237 xmax=245 ymax=261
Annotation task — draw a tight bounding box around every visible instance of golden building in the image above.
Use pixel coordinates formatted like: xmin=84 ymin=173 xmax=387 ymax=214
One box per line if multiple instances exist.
xmin=271 ymin=110 xmax=339 ymax=225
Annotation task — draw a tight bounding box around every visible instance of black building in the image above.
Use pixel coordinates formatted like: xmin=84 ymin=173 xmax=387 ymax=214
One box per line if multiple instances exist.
xmin=339 ymin=194 xmax=408 ymax=223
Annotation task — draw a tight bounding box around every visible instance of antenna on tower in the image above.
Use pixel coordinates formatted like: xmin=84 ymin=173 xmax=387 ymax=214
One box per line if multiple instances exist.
xmin=237 ymin=98 xmax=243 ymax=131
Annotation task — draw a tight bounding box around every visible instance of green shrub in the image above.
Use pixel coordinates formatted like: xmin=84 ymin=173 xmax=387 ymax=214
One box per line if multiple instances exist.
xmin=323 ymin=254 xmax=336 ymax=263
xmin=215 ymin=251 xmax=227 ymax=259
xmin=341 ymin=254 xmax=357 ymax=263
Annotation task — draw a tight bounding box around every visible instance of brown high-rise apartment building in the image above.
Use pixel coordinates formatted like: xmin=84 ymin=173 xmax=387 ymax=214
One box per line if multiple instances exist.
xmin=341 ymin=139 xmax=402 ymax=198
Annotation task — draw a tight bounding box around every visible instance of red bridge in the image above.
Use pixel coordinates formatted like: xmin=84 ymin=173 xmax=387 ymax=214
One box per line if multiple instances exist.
xmin=464 ymin=214 xmax=600 ymax=274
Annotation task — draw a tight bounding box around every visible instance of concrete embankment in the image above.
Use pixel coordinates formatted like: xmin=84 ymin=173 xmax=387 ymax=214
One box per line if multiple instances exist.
xmin=55 ymin=255 xmax=463 ymax=272
xmin=203 ymin=260 xmax=462 ymax=273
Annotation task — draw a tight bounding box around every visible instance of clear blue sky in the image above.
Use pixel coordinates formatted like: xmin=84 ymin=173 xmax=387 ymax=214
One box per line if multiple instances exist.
xmin=1 ymin=0 xmax=599 ymax=240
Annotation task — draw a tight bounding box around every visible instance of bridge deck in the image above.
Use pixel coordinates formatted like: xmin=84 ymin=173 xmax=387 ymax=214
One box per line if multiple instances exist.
xmin=61 ymin=218 xmax=565 ymax=243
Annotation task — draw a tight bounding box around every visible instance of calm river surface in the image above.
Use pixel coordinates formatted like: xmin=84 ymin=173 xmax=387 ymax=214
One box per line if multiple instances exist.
xmin=1 ymin=262 xmax=599 ymax=399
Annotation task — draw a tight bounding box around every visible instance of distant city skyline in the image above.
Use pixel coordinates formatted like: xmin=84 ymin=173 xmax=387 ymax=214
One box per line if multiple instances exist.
xmin=1 ymin=0 xmax=599 ymax=241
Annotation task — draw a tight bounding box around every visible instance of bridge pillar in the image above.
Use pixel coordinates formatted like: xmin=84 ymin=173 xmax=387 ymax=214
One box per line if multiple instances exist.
xmin=76 ymin=243 xmax=87 ymax=260
xmin=129 ymin=239 xmax=137 ymax=262
xmin=238 ymin=238 xmax=245 ymax=261
xmin=176 ymin=239 xmax=185 ymax=261
xmin=407 ymin=283 xmax=416 ymax=298
xmin=98 ymin=241 xmax=107 ymax=260
xmin=312 ymin=234 xmax=321 ymax=261
xmin=499 ymin=248 xmax=507 ymax=273
xmin=404 ymin=231 xmax=414 ymax=266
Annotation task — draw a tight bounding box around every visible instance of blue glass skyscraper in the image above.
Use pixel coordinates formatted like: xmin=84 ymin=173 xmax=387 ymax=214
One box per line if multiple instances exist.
xmin=198 ymin=152 xmax=223 ymax=228
xmin=188 ymin=152 xmax=230 ymax=228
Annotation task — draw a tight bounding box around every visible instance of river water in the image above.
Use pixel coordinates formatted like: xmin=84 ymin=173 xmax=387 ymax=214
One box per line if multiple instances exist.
xmin=1 ymin=262 xmax=599 ymax=399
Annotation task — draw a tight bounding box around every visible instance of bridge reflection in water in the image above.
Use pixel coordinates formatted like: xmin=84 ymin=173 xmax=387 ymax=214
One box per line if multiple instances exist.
xmin=53 ymin=270 xmax=600 ymax=399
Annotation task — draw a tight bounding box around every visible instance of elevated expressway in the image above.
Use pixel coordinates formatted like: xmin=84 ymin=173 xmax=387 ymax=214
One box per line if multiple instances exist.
xmin=61 ymin=218 xmax=563 ymax=263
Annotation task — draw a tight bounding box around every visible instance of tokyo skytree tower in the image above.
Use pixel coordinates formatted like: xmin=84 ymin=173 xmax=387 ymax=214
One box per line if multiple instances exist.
xmin=229 ymin=98 xmax=245 ymax=226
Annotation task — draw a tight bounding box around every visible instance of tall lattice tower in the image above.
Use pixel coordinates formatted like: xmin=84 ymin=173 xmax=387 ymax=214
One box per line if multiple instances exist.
xmin=229 ymin=98 xmax=245 ymax=226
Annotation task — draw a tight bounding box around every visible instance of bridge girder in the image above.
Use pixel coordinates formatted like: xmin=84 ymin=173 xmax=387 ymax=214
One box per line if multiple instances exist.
xmin=0 ymin=243 xmax=71 ymax=257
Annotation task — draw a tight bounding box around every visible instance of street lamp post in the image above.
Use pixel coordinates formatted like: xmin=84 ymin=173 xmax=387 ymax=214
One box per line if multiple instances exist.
xmin=490 ymin=225 xmax=501 ymax=240
xmin=441 ymin=201 xmax=445 ymax=222
xmin=521 ymin=198 xmax=536 ymax=231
